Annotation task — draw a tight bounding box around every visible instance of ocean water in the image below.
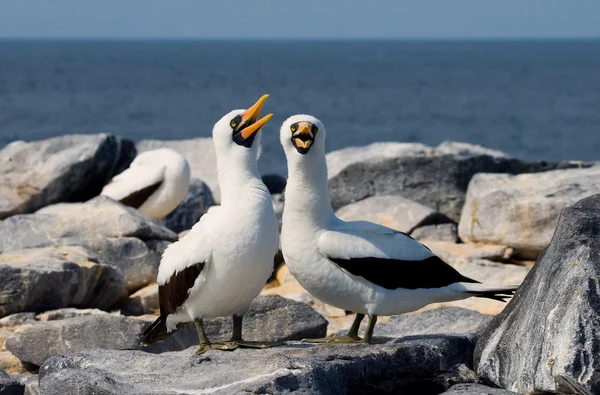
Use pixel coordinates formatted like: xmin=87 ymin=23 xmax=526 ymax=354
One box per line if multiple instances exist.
xmin=0 ymin=40 xmax=599 ymax=173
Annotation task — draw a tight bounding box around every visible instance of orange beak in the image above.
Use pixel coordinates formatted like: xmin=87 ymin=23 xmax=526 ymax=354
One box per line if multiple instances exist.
xmin=239 ymin=94 xmax=273 ymax=139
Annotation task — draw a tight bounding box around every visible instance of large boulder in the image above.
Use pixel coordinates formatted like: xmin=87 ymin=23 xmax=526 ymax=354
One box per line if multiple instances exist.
xmin=459 ymin=166 xmax=600 ymax=258
xmin=0 ymin=196 xmax=177 ymax=292
xmin=0 ymin=134 xmax=135 ymax=219
xmin=327 ymin=142 xmax=593 ymax=221
xmin=0 ymin=247 xmax=127 ymax=318
xmin=5 ymin=315 xmax=144 ymax=367
xmin=159 ymin=178 xmax=214 ymax=233
xmin=39 ymin=336 xmax=475 ymax=394
xmin=475 ymin=194 xmax=600 ymax=394
xmin=144 ymin=295 xmax=328 ymax=353
xmin=335 ymin=195 xmax=453 ymax=234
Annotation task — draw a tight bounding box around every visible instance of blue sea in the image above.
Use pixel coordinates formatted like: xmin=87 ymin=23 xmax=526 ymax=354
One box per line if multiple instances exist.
xmin=0 ymin=40 xmax=599 ymax=171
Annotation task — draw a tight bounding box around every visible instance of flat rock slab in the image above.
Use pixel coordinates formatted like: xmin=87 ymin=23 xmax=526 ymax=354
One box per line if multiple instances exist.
xmin=459 ymin=166 xmax=600 ymax=258
xmin=0 ymin=246 xmax=126 ymax=319
xmin=440 ymin=383 xmax=517 ymax=395
xmin=6 ymin=295 xmax=327 ymax=367
xmin=335 ymin=195 xmax=452 ymax=234
xmin=375 ymin=307 xmax=493 ymax=338
xmin=475 ymin=194 xmax=600 ymax=394
xmin=36 ymin=308 xmax=108 ymax=322
xmin=0 ymin=133 xmax=135 ymax=219
xmin=144 ymin=295 xmax=328 ymax=353
xmin=328 ymin=142 xmax=592 ymax=221
xmin=39 ymin=335 xmax=475 ymax=395
xmin=411 ymin=223 xmax=459 ymax=243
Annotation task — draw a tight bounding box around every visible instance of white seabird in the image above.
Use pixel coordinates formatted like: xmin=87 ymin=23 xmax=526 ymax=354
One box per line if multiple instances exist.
xmin=101 ymin=148 xmax=191 ymax=220
xmin=279 ymin=114 xmax=518 ymax=343
xmin=141 ymin=95 xmax=279 ymax=354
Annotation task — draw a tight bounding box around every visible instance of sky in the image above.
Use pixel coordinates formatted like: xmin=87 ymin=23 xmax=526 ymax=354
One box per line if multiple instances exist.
xmin=1 ymin=0 xmax=599 ymax=40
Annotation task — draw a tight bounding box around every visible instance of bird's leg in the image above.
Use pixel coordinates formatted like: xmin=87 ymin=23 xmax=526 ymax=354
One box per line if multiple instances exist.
xmin=229 ymin=314 xmax=284 ymax=349
xmin=361 ymin=315 xmax=377 ymax=344
xmin=302 ymin=313 xmax=365 ymax=344
xmin=194 ymin=318 xmax=238 ymax=354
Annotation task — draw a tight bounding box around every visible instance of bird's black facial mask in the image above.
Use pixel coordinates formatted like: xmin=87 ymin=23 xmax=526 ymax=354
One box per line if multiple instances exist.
xmin=231 ymin=94 xmax=273 ymax=148
xmin=290 ymin=121 xmax=318 ymax=154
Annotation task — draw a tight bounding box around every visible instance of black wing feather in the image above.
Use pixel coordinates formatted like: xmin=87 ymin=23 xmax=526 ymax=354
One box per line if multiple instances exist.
xmin=119 ymin=181 xmax=162 ymax=209
xmin=141 ymin=262 xmax=204 ymax=345
xmin=330 ymin=255 xmax=479 ymax=290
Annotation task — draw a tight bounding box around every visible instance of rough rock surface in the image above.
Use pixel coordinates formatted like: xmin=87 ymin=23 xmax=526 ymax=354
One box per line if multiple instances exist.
xmin=435 ymin=141 xmax=509 ymax=158
xmin=159 ymin=178 xmax=214 ymax=233
xmin=425 ymin=242 xmax=515 ymax=263
xmin=475 ymin=194 xmax=600 ymax=394
xmin=0 ymin=196 xmax=176 ymax=292
xmin=5 ymin=315 xmax=146 ymax=367
xmin=145 ymin=295 xmax=328 ymax=353
xmin=440 ymin=383 xmax=517 ymax=395
xmin=126 ymin=283 xmax=159 ymax=315
xmin=0 ymin=134 xmax=135 ymax=219
xmin=326 ymin=142 xmax=432 ymax=179
xmin=36 ymin=308 xmax=108 ymax=322
xmin=374 ymin=307 xmax=492 ymax=338
xmin=0 ymin=247 xmax=126 ymax=318
xmin=39 ymin=336 xmax=475 ymax=395
xmin=335 ymin=195 xmax=453 ymax=233
xmin=411 ymin=223 xmax=459 ymax=242
xmin=0 ymin=314 xmax=36 ymax=328
xmin=459 ymin=166 xmax=600 ymax=258
xmin=328 ymin=143 xmax=592 ymax=221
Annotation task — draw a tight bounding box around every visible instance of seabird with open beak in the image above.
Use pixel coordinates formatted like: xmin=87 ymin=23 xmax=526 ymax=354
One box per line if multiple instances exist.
xmin=279 ymin=114 xmax=518 ymax=343
xmin=141 ymin=95 xmax=280 ymax=354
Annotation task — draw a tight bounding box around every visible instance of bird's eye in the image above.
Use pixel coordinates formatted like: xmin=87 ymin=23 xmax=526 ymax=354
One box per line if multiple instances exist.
xmin=290 ymin=124 xmax=297 ymax=132
xmin=313 ymin=126 xmax=319 ymax=134
xmin=230 ymin=120 xmax=237 ymax=128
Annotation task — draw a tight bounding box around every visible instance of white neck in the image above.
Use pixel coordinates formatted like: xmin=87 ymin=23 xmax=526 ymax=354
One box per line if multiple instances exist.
xmin=283 ymin=150 xmax=335 ymax=229
xmin=217 ymin=149 xmax=268 ymax=206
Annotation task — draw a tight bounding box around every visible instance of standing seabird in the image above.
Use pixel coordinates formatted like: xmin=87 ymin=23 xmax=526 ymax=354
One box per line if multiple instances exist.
xmin=141 ymin=95 xmax=279 ymax=353
xmin=101 ymin=148 xmax=191 ymax=220
xmin=279 ymin=114 xmax=518 ymax=343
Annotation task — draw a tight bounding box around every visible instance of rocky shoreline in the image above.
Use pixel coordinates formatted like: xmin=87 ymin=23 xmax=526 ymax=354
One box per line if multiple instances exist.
xmin=1 ymin=134 xmax=599 ymax=394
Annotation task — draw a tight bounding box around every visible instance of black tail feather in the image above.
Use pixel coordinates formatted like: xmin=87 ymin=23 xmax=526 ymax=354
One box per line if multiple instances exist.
xmin=466 ymin=287 xmax=517 ymax=303
xmin=141 ymin=316 xmax=171 ymax=345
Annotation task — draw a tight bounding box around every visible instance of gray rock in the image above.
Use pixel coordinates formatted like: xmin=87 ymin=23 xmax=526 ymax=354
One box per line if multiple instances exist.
xmin=375 ymin=307 xmax=492 ymax=338
xmin=328 ymin=145 xmax=593 ymax=221
xmin=125 ymin=284 xmax=159 ymax=315
xmin=475 ymin=194 xmax=600 ymax=394
xmin=0 ymin=246 xmax=126 ymax=318
xmin=39 ymin=335 xmax=475 ymax=395
xmin=326 ymin=142 xmax=433 ymax=179
xmin=411 ymin=223 xmax=459 ymax=242
xmin=0 ymin=314 xmax=36 ymax=328
xmin=0 ymin=134 xmax=135 ymax=220
xmin=459 ymin=166 xmax=600 ymax=259
xmin=0 ymin=370 xmax=9 ymax=380
xmin=36 ymin=308 xmax=108 ymax=322
xmin=440 ymin=383 xmax=517 ymax=395
xmin=336 ymin=195 xmax=453 ymax=234
xmin=145 ymin=295 xmax=328 ymax=353
xmin=0 ymin=196 xmax=176 ymax=292
xmin=159 ymin=178 xmax=214 ymax=233
xmin=435 ymin=141 xmax=510 ymax=158
xmin=5 ymin=315 xmax=146 ymax=367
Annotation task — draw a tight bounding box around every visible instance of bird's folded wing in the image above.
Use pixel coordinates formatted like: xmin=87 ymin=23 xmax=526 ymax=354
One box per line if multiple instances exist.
xmin=317 ymin=224 xmax=477 ymax=290
xmin=101 ymin=163 xmax=165 ymax=206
